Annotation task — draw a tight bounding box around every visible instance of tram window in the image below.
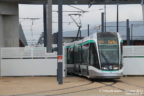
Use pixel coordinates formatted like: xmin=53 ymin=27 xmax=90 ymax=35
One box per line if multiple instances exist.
xmin=98 ymin=44 xmax=119 ymax=65
xmin=67 ymin=48 xmax=71 ymax=64
xmin=89 ymin=43 xmax=100 ymax=69
xmin=74 ymin=46 xmax=81 ymax=64
xmin=78 ymin=46 xmax=82 ymax=64
xmin=67 ymin=48 xmax=74 ymax=64
xmin=120 ymin=43 xmax=123 ymax=69
xmin=67 ymin=48 xmax=70 ymax=64
xmin=82 ymin=44 xmax=89 ymax=65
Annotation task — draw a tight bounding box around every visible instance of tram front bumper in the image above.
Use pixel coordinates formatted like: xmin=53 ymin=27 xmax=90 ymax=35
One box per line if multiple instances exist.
xmin=89 ymin=70 xmax=123 ymax=79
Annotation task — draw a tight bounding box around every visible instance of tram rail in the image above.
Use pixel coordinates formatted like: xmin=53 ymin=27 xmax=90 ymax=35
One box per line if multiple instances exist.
xmin=4 ymin=77 xmax=144 ymax=96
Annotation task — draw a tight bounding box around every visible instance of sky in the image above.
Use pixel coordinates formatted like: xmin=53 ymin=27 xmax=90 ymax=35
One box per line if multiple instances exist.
xmin=19 ymin=4 xmax=143 ymax=44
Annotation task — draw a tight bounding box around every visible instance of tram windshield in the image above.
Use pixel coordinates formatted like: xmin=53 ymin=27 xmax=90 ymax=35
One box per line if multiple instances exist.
xmin=98 ymin=37 xmax=119 ymax=65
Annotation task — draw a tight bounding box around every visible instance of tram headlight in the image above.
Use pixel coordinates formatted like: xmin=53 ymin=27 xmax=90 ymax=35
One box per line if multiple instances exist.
xmin=102 ymin=67 xmax=108 ymax=70
xmin=113 ymin=66 xmax=119 ymax=70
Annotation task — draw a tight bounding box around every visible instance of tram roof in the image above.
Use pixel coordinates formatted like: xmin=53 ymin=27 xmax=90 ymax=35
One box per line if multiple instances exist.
xmin=0 ymin=0 xmax=142 ymax=4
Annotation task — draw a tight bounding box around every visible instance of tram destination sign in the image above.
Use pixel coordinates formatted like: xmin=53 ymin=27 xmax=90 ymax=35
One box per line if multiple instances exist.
xmin=98 ymin=40 xmax=118 ymax=44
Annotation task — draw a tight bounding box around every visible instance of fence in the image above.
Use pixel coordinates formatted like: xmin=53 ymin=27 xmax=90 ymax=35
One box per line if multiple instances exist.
xmin=1 ymin=47 xmax=57 ymax=59
xmin=0 ymin=46 xmax=144 ymax=76
xmin=123 ymin=46 xmax=144 ymax=75
xmin=0 ymin=47 xmax=58 ymax=76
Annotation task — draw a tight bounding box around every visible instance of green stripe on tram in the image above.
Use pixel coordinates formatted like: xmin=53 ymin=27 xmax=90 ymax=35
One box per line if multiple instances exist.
xmin=123 ymin=56 xmax=144 ymax=58
xmin=102 ymin=70 xmax=119 ymax=72
xmin=66 ymin=40 xmax=95 ymax=48
xmin=78 ymin=40 xmax=95 ymax=45
xmin=66 ymin=45 xmax=75 ymax=48
xmin=66 ymin=46 xmax=71 ymax=48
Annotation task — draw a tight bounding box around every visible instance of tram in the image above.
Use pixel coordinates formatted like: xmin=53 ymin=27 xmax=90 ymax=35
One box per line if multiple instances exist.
xmin=64 ymin=32 xmax=123 ymax=79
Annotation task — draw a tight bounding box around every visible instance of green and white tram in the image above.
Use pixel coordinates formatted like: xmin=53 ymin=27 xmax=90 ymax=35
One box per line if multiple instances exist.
xmin=64 ymin=32 xmax=123 ymax=79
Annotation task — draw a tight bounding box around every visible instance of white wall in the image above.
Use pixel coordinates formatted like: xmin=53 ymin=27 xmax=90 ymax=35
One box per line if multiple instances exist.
xmin=123 ymin=46 xmax=144 ymax=75
xmin=0 ymin=47 xmax=65 ymax=77
xmin=1 ymin=59 xmax=57 ymax=76
xmin=123 ymin=58 xmax=144 ymax=75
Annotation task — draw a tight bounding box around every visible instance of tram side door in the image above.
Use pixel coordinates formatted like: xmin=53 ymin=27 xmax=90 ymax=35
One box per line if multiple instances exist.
xmin=81 ymin=43 xmax=89 ymax=75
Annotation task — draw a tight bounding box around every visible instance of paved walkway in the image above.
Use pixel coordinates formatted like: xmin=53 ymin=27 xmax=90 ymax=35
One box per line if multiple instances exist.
xmin=0 ymin=76 xmax=144 ymax=96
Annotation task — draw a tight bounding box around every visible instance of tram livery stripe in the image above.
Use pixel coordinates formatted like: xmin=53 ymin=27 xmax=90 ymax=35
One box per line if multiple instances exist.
xmin=123 ymin=56 xmax=144 ymax=58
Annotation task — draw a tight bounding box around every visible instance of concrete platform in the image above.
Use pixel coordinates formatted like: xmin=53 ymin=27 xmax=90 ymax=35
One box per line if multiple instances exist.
xmin=0 ymin=76 xmax=144 ymax=96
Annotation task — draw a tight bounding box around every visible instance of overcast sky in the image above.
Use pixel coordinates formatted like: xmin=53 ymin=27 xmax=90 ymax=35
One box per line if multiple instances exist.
xmin=19 ymin=4 xmax=143 ymax=43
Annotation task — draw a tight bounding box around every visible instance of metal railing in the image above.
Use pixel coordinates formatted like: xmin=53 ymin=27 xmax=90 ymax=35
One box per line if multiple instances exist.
xmin=123 ymin=46 xmax=144 ymax=57
xmin=0 ymin=47 xmax=57 ymax=59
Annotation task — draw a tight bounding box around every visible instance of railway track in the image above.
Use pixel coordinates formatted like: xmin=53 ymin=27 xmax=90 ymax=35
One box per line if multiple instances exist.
xmin=10 ymin=77 xmax=144 ymax=96
xmin=96 ymin=79 xmax=144 ymax=96
xmin=12 ymin=80 xmax=95 ymax=96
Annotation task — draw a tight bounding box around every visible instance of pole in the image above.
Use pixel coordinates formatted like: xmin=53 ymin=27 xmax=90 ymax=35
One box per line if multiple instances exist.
xmin=141 ymin=0 xmax=144 ymax=23
xmin=104 ymin=4 xmax=106 ymax=32
xmin=116 ymin=3 xmax=119 ymax=32
xmin=126 ymin=19 xmax=130 ymax=45
xmin=142 ymin=5 xmax=144 ymax=23
xmin=88 ymin=24 xmax=90 ymax=36
xmin=101 ymin=12 xmax=104 ymax=32
xmin=57 ymin=0 xmax=63 ymax=84
xmin=47 ymin=0 xmax=53 ymax=52
xmin=131 ymin=24 xmax=133 ymax=45
xmin=43 ymin=3 xmax=47 ymax=47
xmin=80 ymin=28 xmax=81 ymax=39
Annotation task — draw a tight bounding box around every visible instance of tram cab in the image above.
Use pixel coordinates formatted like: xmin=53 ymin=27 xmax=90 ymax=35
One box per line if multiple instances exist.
xmin=65 ymin=32 xmax=123 ymax=79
